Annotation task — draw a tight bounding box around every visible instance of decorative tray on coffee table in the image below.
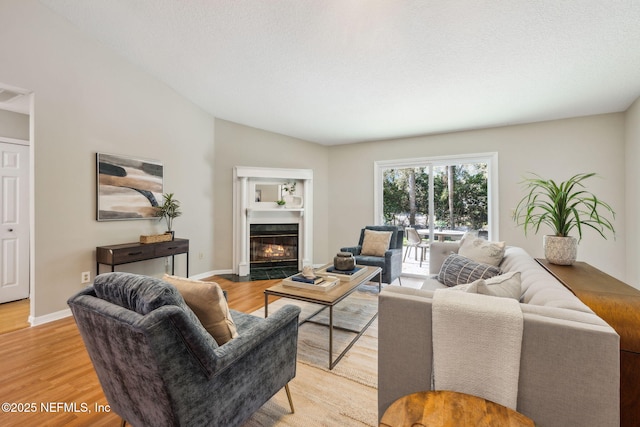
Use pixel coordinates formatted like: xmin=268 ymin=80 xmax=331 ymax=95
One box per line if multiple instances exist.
xmin=315 ymin=265 xmax=367 ymax=281
xmin=282 ymin=273 xmax=340 ymax=292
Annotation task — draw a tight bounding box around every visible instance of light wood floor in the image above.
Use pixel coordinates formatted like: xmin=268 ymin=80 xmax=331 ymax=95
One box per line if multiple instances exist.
xmin=0 ymin=276 xmax=279 ymax=427
xmin=0 ymin=298 xmax=30 ymax=334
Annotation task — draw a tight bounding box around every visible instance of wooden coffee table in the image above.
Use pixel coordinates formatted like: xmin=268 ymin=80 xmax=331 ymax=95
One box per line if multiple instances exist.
xmin=264 ymin=264 xmax=382 ymax=370
xmin=380 ymin=390 xmax=535 ymax=427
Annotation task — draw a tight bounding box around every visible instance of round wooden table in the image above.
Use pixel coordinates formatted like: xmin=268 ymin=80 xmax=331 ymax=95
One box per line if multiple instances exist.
xmin=380 ymin=390 xmax=535 ymax=427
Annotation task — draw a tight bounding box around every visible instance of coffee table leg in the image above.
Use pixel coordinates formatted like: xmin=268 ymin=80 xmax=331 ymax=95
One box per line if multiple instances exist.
xmin=264 ymin=293 xmax=269 ymax=318
xmin=329 ymin=305 xmax=333 ymax=369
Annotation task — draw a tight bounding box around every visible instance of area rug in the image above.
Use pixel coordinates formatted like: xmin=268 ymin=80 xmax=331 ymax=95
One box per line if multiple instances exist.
xmin=243 ymin=284 xmax=379 ymax=426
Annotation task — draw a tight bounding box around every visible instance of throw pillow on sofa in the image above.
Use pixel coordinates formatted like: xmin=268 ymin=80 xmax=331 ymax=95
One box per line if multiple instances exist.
xmin=361 ymin=229 xmax=392 ymax=257
xmin=458 ymin=233 xmax=506 ymax=266
xmin=438 ymin=253 xmax=502 ymax=287
xmin=445 ymin=271 xmax=521 ymax=300
xmin=163 ymin=274 xmax=239 ymax=345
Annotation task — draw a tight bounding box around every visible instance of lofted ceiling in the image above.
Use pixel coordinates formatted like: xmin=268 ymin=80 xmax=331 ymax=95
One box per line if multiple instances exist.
xmin=38 ymin=1 xmax=640 ymax=145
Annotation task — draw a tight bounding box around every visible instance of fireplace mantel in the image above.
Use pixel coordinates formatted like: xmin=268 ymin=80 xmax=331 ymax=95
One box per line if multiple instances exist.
xmin=232 ymin=166 xmax=313 ymax=276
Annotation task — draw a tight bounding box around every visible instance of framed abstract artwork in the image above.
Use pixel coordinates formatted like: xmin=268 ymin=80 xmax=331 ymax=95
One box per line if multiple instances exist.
xmin=96 ymin=153 xmax=164 ymax=221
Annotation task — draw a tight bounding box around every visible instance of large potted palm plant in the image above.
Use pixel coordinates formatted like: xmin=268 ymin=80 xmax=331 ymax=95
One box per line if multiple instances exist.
xmin=512 ymin=172 xmax=615 ymax=265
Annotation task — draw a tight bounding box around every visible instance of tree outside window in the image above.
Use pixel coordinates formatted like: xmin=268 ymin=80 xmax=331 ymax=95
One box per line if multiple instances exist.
xmin=383 ymin=163 xmax=488 ymax=231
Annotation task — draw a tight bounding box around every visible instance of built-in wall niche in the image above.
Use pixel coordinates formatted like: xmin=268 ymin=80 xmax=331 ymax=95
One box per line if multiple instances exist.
xmin=252 ymin=180 xmax=304 ymax=209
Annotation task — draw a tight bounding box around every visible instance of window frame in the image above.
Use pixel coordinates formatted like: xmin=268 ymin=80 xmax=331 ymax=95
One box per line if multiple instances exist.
xmin=373 ymin=152 xmax=499 ymax=241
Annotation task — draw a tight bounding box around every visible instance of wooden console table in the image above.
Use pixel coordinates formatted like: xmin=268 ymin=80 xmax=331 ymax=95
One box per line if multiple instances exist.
xmin=97 ymin=238 xmax=189 ymax=277
xmin=536 ymin=258 xmax=640 ymax=427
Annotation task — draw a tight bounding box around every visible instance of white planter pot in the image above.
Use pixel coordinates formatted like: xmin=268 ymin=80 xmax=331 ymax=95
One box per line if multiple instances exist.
xmin=543 ymin=235 xmax=578 ymax=265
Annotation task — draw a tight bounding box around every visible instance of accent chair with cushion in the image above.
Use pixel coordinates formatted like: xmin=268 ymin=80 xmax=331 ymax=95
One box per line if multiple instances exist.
xmin=341 ymin=225 xmax=404 ymax=285
xmin=68 ymin=272 xmax=301 ymax=427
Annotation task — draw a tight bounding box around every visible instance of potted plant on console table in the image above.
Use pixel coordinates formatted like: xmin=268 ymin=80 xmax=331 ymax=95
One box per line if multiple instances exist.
xmin=512 ymin=172 xmax=615 ymax=265
xmin=156 ymin=192 xmax=182 ymax=240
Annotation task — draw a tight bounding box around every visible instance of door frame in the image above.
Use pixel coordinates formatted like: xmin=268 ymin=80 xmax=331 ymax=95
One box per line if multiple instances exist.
xmin=0 ymin=90 xmax=35 ymax=326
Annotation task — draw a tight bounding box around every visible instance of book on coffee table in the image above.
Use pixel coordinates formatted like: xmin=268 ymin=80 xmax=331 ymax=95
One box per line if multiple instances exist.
xmin=315 ymin=265 xmax=367 ymax=281
xmin=290 ymin=273 xmax=324 ymax=284
xmin=282 ymin=275 xmax=340 ymax=292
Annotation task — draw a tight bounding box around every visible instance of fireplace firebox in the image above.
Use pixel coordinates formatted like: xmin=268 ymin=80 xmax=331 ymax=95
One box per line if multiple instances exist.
xmin=249 ymin=224 xmax=299 ymax=278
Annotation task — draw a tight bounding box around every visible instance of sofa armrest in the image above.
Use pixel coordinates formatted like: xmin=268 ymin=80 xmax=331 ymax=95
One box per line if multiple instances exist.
xmin=378 ymin=286 xmax=435 ymax=418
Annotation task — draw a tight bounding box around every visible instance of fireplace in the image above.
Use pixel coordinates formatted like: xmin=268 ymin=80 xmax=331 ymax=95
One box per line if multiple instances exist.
xmin=233 ymin=166 xmax=313 ymax=277
xmin=249 ymin=223 xmax=299 ymax=278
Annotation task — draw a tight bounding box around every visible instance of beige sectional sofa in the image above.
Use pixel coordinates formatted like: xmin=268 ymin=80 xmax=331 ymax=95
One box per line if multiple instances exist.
xmin=378 ymin=241 xmax=620 ymax=427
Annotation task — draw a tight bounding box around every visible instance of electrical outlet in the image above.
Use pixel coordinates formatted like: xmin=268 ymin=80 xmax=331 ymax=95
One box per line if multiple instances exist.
xmin=81 ymin=271 xmax=91 ymax=284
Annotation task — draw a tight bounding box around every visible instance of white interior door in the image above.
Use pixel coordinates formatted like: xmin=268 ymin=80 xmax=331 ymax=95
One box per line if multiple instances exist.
xmin=0 ymin=142 xmax=29 ymax=303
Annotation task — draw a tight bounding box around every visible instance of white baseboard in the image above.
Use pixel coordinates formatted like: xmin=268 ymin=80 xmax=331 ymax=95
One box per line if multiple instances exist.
xmin=190 ymin=269 xmax=233 ymax=280
xmin=30 ymin=308 xmax=72 ymax=326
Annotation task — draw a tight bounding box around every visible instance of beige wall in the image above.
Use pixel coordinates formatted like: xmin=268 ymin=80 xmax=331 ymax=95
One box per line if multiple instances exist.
xmin=327 ymin=114 xmax=627 ymax=281
xmin=213 ymin=119 xmax=330 ymax=270
xmin=625 ymin=97 xmax=640 ymax=287
xmin=0 ymin=109 xmax=29 ymax=140
xmin=0 ymin=0 xmax=216 ymax=319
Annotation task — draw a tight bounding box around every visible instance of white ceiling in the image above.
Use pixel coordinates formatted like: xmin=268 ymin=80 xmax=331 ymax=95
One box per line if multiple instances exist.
xmin=39 ymin=1 xmax=640 ymax=145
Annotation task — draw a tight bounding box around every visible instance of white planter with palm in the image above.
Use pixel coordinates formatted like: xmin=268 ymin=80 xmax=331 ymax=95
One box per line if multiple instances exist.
xmin=513 ymin=173 xmax=615 ymax=265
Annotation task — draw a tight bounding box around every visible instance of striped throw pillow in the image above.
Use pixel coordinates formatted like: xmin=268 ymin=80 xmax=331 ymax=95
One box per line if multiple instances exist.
xmin=438 ymin=253 xmax=502 ymax=287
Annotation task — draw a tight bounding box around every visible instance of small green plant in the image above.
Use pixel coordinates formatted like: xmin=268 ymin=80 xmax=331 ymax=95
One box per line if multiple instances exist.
xmin=276 ymin=199 xmax=286 ymax=206
xmin=512 ymin=172 xmax=615 ymax=240
xmin=156 ymin=193 xmax=182 ymax=232
xmin=283 ymin=181 xmax=296 ymax=195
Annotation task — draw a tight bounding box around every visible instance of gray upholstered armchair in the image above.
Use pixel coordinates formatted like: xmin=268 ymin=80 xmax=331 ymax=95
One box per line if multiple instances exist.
xmin=68 ymin=272 xmax=300 ymax=427
xmin=341 ymin=225 xmax=404 ymax=285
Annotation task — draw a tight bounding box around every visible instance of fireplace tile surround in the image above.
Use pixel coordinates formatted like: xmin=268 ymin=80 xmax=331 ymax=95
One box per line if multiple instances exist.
xmin=233 ymin=166 xmax=313 ymax=278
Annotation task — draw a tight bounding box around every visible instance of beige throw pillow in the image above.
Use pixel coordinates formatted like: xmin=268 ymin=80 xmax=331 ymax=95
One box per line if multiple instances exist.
xmin=458 ymin=233 xmax=506 ymax=266
xmin=361 ymin=229 xmax=393 ymax=257
xmin=163 ymin=274 xmax=239 ymax=345
xmin=445 ymin=271 xmax=521 ymax=300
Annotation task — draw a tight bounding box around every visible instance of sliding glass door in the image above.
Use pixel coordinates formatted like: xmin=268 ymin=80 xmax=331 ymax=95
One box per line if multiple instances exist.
xmin=375 ymin=153 xmax=498 ymax=276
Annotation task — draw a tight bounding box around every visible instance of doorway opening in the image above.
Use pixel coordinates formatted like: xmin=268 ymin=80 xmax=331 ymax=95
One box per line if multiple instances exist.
xmin=0 ymin=81 xmax=34 ymax=333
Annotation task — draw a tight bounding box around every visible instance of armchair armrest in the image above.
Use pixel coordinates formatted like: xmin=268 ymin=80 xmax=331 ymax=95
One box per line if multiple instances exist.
xmin=340 ymin=245 xmax=362 ymax=256
xmin=384 ymin=247 xmax=402 ymax=260
xmin=167 ymin=304 xmax=301 ymax=378
xmin=212 ymin=304 xmax=300 ymax=375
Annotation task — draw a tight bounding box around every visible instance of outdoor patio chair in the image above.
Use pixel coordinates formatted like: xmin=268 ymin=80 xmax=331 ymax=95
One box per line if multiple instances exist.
xmin=404 ymin=227 xmax=430 ymax=267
